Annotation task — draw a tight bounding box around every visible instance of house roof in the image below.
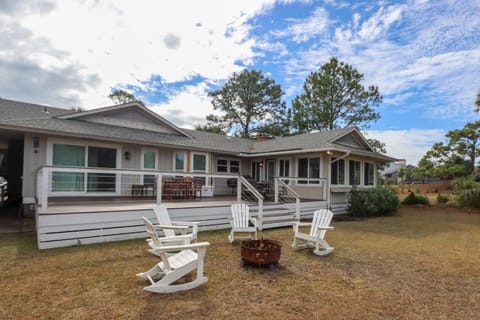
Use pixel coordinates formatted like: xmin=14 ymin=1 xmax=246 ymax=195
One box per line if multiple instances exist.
xmin=0 ymin=98 xmax=398 ymax=162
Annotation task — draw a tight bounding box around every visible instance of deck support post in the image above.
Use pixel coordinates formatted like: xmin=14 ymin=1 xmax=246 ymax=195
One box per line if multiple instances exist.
xmin=236 ymin=177 xmax=242 ymax=202
xmin=41 ymin=167 xmax=49 ymax=210
xmin=274 ymin=178 xmax=279 ymax=203
xmin=156 ymin=174 xmax=162 ymax=204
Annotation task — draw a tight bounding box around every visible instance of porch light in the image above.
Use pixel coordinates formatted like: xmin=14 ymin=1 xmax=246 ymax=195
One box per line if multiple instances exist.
xmin=33 ymin=136 xmax=40 ymax=154
xmin=124 ymin=151 xmax=131 ymax=160
xmin=326 ymin=150 xmax=333 ymax=155
xmin=258 ymin=161 xmax=264 ymax=168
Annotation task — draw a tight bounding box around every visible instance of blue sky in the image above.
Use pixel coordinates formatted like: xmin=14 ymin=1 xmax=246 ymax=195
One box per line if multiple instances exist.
xmin=1 ymin=0 xmax=479 ymax=164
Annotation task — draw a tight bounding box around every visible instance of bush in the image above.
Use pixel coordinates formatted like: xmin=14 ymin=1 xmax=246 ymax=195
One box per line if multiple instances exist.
xmin=436 ymin=193 xmax=449 ymax=204
xmin=348 ymin=187 xmax=400 ymax=217
xmin=451 ymin=176 xmax=480 ymax=207
xmin=402 ymin=192 xmax=429 ymax=205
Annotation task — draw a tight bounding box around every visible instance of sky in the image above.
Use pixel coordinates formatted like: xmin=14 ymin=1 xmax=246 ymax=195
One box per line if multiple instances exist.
xmin=1 ymin=0 xmax=479 ymax=165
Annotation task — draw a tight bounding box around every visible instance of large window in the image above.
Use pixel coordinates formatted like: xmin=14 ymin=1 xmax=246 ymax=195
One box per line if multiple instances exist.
xmin=364 ymin=162 xmax=375 ymax=186
xmin=142 ymin=149 xmax=157 ymax=187
xmin=51 ymin=144 xmax=85 ymax=192
xmin=331 ymin=158 xmax=345 ymax=185
xmin=192 ymin=153 xmax=208 ymax=185
xmin=349 ymin=160 xmax=361 ymax=186
xmin=51 ymin=143 xmax=118 ymax=193
xmin=279 ymin=159 xmax=290 ymax=177
xmin=216 ymin=159 xmax=240 ymax=173
xmin=174 ymin=152 xmax=186 ymax=171
xmin=193 ymin=153 xmax=207 ymax=172
xmin=298 ymin=157 xmax=320 ymax=184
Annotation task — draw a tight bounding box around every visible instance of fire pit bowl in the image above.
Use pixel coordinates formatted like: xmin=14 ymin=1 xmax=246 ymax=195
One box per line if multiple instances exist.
xmin=240 ymin=239 xmax=282 ymax=270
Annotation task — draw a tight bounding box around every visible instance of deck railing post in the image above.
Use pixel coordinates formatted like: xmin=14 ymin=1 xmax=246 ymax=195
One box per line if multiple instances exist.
xmin=237 ymin=176 xmax=242 ymax=202
xmin=258 ymin=198 xmax=263 ymax=231
xmin=156 ymin=173 xmax=162 ymax=204
xmin=274 ymin=178 xmax=279 ymax=203
xmin=295 ymin=198 xmax=300 ymax=220
xmin=42 ymin=167 xmax=49 ymax=209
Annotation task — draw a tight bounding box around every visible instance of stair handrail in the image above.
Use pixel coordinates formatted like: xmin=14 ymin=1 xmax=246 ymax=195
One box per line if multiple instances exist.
xmin=238 ymin=176 xmax=264 ymax=230
xmin=274 ymin=177 xmax=301 ymax=220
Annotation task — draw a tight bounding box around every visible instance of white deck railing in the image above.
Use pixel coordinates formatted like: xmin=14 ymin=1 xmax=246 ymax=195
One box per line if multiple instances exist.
xmin=35 ymin=165 xmax=266 ymax=228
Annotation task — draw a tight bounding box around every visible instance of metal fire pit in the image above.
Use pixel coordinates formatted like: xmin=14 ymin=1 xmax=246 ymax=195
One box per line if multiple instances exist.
xmin=240 ymin=239 xmax=282 ymax=270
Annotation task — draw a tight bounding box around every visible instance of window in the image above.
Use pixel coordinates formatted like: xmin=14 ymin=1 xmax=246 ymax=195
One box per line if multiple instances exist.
xmin=51 ymin=143 xmax=118 ymax=193
xmin=216 ymin=159 xmax=240 ymax=173
xmin=193 ymin=154 xmax=207 ymax=172
xmin=349 ymin=160 xmax=361 ymax=186
xmin=298 ymin=157 xmax=320 ymax=184
xmin=217 ymin=159 xmax=228 ymax=173
xmin=279 ymin=159 xmax=290 ymax=177
xmin=331 ymin=158 xmax=345 ymax=185
xmin=174 ymin=152 xmax=185 ymax=171
xmin=52 ymin=144 xmax=85 ymax=192
xmin=364 ymin=162 xmax=375 ymax=186
xmin=142 ymin=149 xmax=157 ymax=186
xmin=230 ymin=160 xmax=240 ymax=173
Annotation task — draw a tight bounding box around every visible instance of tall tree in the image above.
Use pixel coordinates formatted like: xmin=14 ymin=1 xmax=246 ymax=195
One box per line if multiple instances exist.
xmin=206 ymin=69 xmax=288 ymax=138
xmin=195 ymin=123 xmax=225 ymax=135
xmin=108 ymin=89 xmax=145 ymax=106
xmin=367 ymin=138 xmax=386 ymax=154
xmin=445 ymin=121 xmax=480 ymax=174
xmin=475 ymin=89 xmax=480 ymax=113
xmin=292 ymin=57 xmax=382 ymax=132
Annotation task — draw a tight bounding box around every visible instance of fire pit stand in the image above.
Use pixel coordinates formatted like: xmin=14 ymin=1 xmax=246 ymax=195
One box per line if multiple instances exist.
xmin=240 ymin=239 xmax=282 ymax=271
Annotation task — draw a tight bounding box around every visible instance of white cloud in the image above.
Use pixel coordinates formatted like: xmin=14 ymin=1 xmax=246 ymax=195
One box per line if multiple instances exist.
xmin=0 ymin=0 xmax=291 ymax=109
xmin=365 ymin=129 xmax=447 ymax=165
xmin=272 ymin=7 xmax=330 ymax=43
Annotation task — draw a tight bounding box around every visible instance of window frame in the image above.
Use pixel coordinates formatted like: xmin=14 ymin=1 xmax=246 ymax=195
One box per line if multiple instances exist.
xmin=47 ymin=138 xmax=121 ymax=196
xmin=297 ymin=156 xmax=321 ymax=185
xmin=331 ymin=158 xmax=346 ymax=186
xmin=172 ymin=151 xmax=187 ymax=172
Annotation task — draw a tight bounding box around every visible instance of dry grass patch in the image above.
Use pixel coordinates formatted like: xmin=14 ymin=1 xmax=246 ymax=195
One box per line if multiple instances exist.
xmin=1 ymin=207 xmax=479 ymax=319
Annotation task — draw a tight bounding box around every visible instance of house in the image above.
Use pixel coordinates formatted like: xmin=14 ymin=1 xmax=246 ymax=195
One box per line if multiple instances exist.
xmin=0 ymin=98 xmax=397 ymax=249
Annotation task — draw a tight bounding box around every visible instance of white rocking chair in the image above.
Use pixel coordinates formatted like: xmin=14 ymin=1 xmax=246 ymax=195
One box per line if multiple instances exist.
xmin=143 ymin=217 xmax=192 ymax=256
xmin=138 ymin=217 xmax=210 ymax=293
xmin=228 ymin=203 xmax=257 ymax=243
xmin=292 ymin=209 xmax=335 ymax=256
xmin=154 ymin=204 xmax=199 ymax=242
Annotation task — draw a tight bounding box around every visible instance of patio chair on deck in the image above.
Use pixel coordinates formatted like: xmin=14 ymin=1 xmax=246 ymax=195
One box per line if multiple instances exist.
xmin=292 ymin=209 xmax=335 ymax=256
xmin=154 ymin=204 xmax=199 ymax=242
xmin=228 ymin=203 xmax=257 ymax=243
xmin=138 ymin=218 xmax=210 ymax=293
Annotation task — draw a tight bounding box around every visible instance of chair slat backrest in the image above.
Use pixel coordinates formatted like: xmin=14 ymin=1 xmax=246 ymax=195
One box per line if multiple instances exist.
xmin=154 ymin=204 xmax=175 ymax=237
xmin=231 ymin=203 xmax=249 ymax=228
xmin=310 ymin=209 xmax=333 ymax=239
xmin=143 ymin=216 xmax=162 ymax=247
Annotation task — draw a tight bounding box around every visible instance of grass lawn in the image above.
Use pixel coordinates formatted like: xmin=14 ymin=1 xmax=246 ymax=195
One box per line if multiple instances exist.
xmin=1 ymin=206 xmax=479 ymax=319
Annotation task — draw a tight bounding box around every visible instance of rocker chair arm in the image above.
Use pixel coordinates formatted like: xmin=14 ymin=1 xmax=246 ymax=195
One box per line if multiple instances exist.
xmin=316 ymin=226 xmax=335 ymax=231
xmin=154 ymin=224 xmax=189 ymax=231
xmin=156 ymin=241 xmax=210 ymax=252
xmin=171 ymin=220 xmax=200 ymax=227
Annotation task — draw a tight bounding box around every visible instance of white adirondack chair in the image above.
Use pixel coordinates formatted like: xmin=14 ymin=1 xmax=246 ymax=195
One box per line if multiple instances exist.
xmin=143 ymin=217 xmax=193 ymax=256
xmin=154 ymin=204 xmax=199 ymax=242
xmin=138 ymin=217 xmax=210 ymax=293
xmin=228 ymin=203 xmax=257 ymax=243
xmin=292 ymin=209 xmax=335 ymax=256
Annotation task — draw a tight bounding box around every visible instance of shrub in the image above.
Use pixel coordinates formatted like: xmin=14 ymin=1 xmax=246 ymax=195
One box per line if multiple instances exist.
xmin=436 ymin=193 xmax=449 ymax=204
xmin=451 ymin=176 xmax=480 ymax=207
xmin=402 ymin=192 xmax=429 ymax=205
xmin=348 ymin=187 xmax=400 ymax=217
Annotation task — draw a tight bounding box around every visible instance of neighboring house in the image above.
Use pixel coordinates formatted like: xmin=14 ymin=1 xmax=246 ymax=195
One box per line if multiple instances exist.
xmin=381 ymin=159 xmax=406 ymax=183
xmin=0 ymin=98 xmax=397 ymax=249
